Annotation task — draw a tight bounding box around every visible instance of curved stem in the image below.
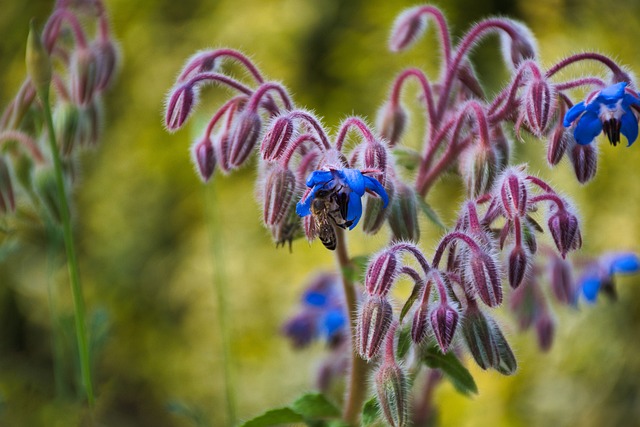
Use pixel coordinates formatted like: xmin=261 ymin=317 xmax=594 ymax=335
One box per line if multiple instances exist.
xmin=40 ymin=87 xmax=94 ymax=406
xmin=529 ymin=193 xmax=566 ymax=210
xmin=204 ymin=96 xmax=245 ymax=138
xmin=555 ymin=77 xmax=605 ymax=91
xmin=488 ymin=60 xmax=541 ymax=122
xmin=247 ymin=82 xmax=293 ymax=112
xmin=390 ymin=68 xmax=437 ymax=132
xmin=546 ymin=52 xmax=627 ymax=79
xmin=335 ymin=117 xmax=376 ymax=152
xmin=335 ymin=227 xmax=368 ymax=426
xmin=281 ymin=134 xmax=325 ymax=168
xmin=416 ymin=6 xmax=452 ymax=66
xmin=432 ymin=231 xmax=482 ymax=268
xmin=0 ymin=130 xmax=46 ymax=163
xmin=44 ymin=9 xmax=88 ymax=50
xmin=185 ymin=72 xmax=253 ymax=96
xmin=286 ymin=110 xmax=331 ymax=150
xmin=178 ymin=48 xmax=266 ymax=84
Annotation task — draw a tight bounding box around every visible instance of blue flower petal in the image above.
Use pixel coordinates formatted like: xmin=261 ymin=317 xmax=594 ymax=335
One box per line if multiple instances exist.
xmin=363 ymin=175 xmax=389 ymax=208
xmin=346 ymin=192 xmax=363 ymax=230
xmin=597 ymin=82 xmax=627 ymax=103
xmin=341 ymin=169 xmax=366 ymax=196
xmin=574 ymin=111 xmax=602 ymax=145
xmin=304 ymin=291 xmax=328 ymax=307
xmin=305 ymin=170 xmax=334 ymax=188
xmin=621 ymin=105 xmax=639 ymax=146
xmin=297 ymin=185 xmax=324 ymax=217
xmin=564 ymin=101 xmax=586 ymax=127
xmin=610 ymin=253 xmax=640 ymax=274
xmin=322 ymin=308 xmax=346 ymax=338
xmin=581 ymin=275 xmax=602 ymax=303
xmin=623 ymin=92 xmax=640 ymax=107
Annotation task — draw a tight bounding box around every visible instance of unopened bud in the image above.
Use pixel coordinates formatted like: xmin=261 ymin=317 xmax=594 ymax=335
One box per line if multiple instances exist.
xmin=282 ymin=312 xmax=317 ymax=349
xmin=388 ymin=182 xmax=420 ymax=242
xmin=363 ymin=140 xmax=389 ymax=182
xmin=377 ymin=101 xmax=408 ymax=147
xmin=462 ymin=306 xmax=498 ymax=370
xmin=191 ymin=135 xmax=216 ymax=182
xmin=430 ymin=303 xmax=459 ymax=353
xmin=356 ymin=295 xmax=393 ymax=361
xmin=411 ymin=302 xmax=429 ymax=344
xmin=375 ymin=361 xmax=408 ymax=427
xmin=489 ymin=317 xmax=518 ymax=375
xmin=362 ymin=179 xmax=394 ymax=235
xmin=54 ymin=102 xmax=81 ymax=155
xmin=492 ymin=125 xmax=512 ymax=171
xmin=548 ymin=208 xmax=582 ymax=258
xmin=389 ymin=7 xmax=427 ymax=52
xmin=459 ymin=142 xmax=499 ymax=198
xmin=522 ymin=78 xmax=556 ymax=137
xmin=92 ymin=38 xmax=119 ymax=91
xmin=365 ymin=250 xmax=398 ymax=296
xmin=499 ymin=20 xmax=537 ymax=71
xmin=229 ymin=110 xmax=261 ymax=167
xmin=214 ymin=129 xmax=232 ymax=174
xmin=261 ymin=116 xmax=293 ymax=161
xmin=468 ymin=251 xmax=503 ymax=307
xmin=549 ymin=256 xmax=575 ymax=305
xmin=535 ymin=311 xmax=555 ymax=352
xmin=547 ymin=127 xmax=570 ymax=166
xmin=497 ymin=170 xmax=528 ymax=219
xmin=26 ymin=20 xmax=52 ymax=97
xmin=165 ymin=84 xmax=196 ymax=132
xmin=69 ymin=46 xmax=98 ymax=105
xmin=262 ymin=164 xmax=296 ymax=226
xmin=0 ymin=158 xmax=15 ymax=214
xmin=568 ymin=140 xmax=598 ymax=184
xmin=508 ymin=245 xmax=529 ymax=289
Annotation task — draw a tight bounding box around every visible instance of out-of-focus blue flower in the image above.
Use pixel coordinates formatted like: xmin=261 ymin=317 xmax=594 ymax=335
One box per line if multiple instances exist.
xmin=563 ymin=82 xmax=640 ymax=146
xmin=282 ymin=273 xmax=348 ymax=348
xmin=578 ymin=252 xmax=640 ymax=303
xmin=296 ymin=168 xmax=388 ymax=230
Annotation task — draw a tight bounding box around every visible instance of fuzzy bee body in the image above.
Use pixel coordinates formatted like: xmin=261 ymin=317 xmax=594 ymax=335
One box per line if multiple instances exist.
xmin=310 ymin=188 xmax=352 ymax=250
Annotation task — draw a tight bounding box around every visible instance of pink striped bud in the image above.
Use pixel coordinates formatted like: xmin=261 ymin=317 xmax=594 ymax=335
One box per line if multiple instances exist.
xmin=191 ymin=135 xmax=216 ymax=182
xmin=376 ymin=101 xmax=408 ymax=147
xmin=356 ymin=295 xmax=393 ymax=361
xmin=548 ymin=208 xmax=582 ymax=258
xmin=549 ymin=256 xmax=575 ymax=305
xmin=365 ymin=250 xmax=398 ymax=296
xmin=411 ymin=302 xmax=429 ymax=344
xmin=568 ymin=140 xmax=598 ymax=184
xmin=498 ymin=170 xmax=528 ymax=219
xmin=261 ymin=116 xmax=293 ymax=161
xmin=375 ymin=360 xmax=408 ymax=427
xmin=546 ymin=127 xmax=570 ymax=166
xmin=69 ymin=46 xmax=98 ymax=106
xmin=262 ymin=164 xmax=296 ymax=226
xmin=303 ymin=214 xmax=317 ymax=243
xmin=459 ymin=142 xmax=499 ymax=198
xmin=229 ymin=110 xmax=261 ymax=167
xmin=0 ymin=158 xmax=15 ymax=214
xmin=388 ymin=183 xmax=420 ymax=242
xmin=214 ymin=129 xmax=232 ymax=174
xmin=499 ymin=20 xmax=537 ymax=71
xmin=522 ymin=78 xmax=556 ymax=137
xmin=363 ymin=140 xmax=389 ymax=182
xmin=508 ymin=245 xmax=529 ymax=289
xmin=468 ymin=251 xmax=503 ymax=307
xmin=388 ymin=7 xmax=427 ymax=52
xmin=430 ymin=303 xmax=459 ymax=353
xmin=165 ymin=83 xmax=195 ymax=132
xmin=535 ymin=312 xmax=555 ymax=352
xmin=92 ymin=38 xmax=119 ymax=91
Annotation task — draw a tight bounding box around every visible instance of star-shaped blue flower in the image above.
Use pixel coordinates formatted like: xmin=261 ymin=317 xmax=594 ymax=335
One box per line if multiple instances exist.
xmin=296 ymin=168 xmax=389 ymax=230
xmin=579 ymin=252 xmax=640 ymax=303
xmin=563 ymin=82 xmax=640 ymax=146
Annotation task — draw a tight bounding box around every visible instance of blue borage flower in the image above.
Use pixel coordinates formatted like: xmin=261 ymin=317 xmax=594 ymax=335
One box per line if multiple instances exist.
xmin=563 ymin=82 xmax=640 ymax=146
xmin=578 ymin=252 xmax=640 ymax=303
xmin=296 ymin=168 xmax=389 ymax=230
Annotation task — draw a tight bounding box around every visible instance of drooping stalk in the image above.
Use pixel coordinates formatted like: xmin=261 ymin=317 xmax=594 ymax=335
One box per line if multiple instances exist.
xmin=335 ymin=227 xmax=368 ymax=425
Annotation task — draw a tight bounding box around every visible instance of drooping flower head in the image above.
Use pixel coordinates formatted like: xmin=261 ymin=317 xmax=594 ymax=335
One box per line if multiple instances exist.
xmin=296 ymin=168 xmax=389 ymax=231
xmin=563 ymin=82 xmax=640 ymax=146
xmin=578 ymin=252 xmax=640 ymax=303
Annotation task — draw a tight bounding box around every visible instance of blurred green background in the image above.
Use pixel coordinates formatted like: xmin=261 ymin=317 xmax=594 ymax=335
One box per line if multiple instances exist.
xmin=2 ymin=0 xmax=640 ymax=426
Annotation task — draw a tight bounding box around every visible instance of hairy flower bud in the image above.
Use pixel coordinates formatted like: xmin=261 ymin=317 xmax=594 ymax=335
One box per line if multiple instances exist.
xmin=362 ymin=179 xmax=394 ymax=235
xmin=229 ymin=110 xmax=261 ymax=167
xmin=547 ymin=127 xmax=570 ymax=166
xmin=462 ymin=307 xmax=498 ymax=370
xmin=535 ymin=311 xmax=555 ymax=352
xmin=411 ymin=301 xmax=429 ymax=344
xmin=568 ymin=140 xmax=598 ymax=184
xmin=468 ymin=251 xmax=503 ymax=307
xmin=430 ymin=303 xmax=459 ymax=353
xmin=508 ymin=245 xmax=529 ymax=289
xmin=548 ymin=208 xmax=582 ymax=258
xmin=261 ymin=116 xmax=293 ymax=161
xmin=497 ymin=170 xmax=528 ymax=219
xmin=499 ymin=20 xmax=537 ymax=71
xmin=375 ymin=360 xmax=408 ymax=427
xmin=356 ymin=295 xmax=393 ymax=361
xmin=388 ymin=183 xmax=420 ymax=242
xmin=523 ymin=78 xmax=556 ymax=137
xmin=262 ymin=164 xmax=296 ymax=226
xmin=377 ymin=101 xmax=408 ymax=147
xmin=389 ymin=7 xmax=427 ymax=52
xmin=165 ymin=83 xmax=196 ymax=132
xmin=69 ymin=46 xmax=98 ymax=106
xmin=191 ymin=135 xmax=216 ymax=182
xmin=363 ymin=140 xmax=389 ymax=182
xmin=365 ymin=250 xmax=398 ymax=296
xmin=459 ymin=142 xmax=499 ymax=198
xmin=549 ymin=256 xmax=575 ymax=305
xmin=92 ymin=38 xmax=119 ymax=91
xmin=0 ymin=158 xmax=15 ymax=214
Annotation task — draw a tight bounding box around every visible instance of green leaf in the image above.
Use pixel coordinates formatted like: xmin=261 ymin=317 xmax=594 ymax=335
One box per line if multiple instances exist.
xmin=343 ymin=254 xmax=369 ymax=284
xmin=396 ymin=324 xmax=412 ymax=360
xmin=392 ymin=147 xmax=422 ymax=172
xmin=417 ymin=198 xmax=446 ymax=230
xmin=291 ymin=393 xmax=340 ymax=419
xmin=240 ymin=408 xmax=304 ymax=427
xmin=399 ymin=282 xmax=422 ymax=323
xmin=361 ymin=397 xmax=380 ymax=426
xmin=422 ymin=345 xmax=478 ymax=396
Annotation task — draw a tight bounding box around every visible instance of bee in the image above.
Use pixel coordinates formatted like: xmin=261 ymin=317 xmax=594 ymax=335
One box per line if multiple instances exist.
xmin=310 ymin=188 xmax=353 ymax=250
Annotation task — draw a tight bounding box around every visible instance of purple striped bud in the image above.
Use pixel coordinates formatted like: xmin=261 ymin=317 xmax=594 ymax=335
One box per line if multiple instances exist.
xmin=547 ymin=127 xmax=570 ymax=166
xmin=229 ymin=110 xmax=261 ymax=167
xmin=411 ymin=302 xmax=429 ymax=344
xmin=430 ymin=303 xmax=459 ymax=353
xmin=522 ymin=78 xmax=556 ymax=137
xmin=548 ymin=209 xmax=582 ymax=259
xmin=499 ymin=20 xmax=537 ymax=71
xmin=165 ymin=83 xmax=195 ymax=132
xmin=388 ymin=183 xmax=420 ymax=242
xmin=468 ymin=251 xmax=503 ymax=307
xmin=375 ymin=360 xmax=408 ymax=427
xmin=568 ymin=140 xmax=598 ymax=184
xmin=377 ymin=101 xmax=408 ymax=147
xmin=459 ymin=142 xmax=499 ymax=198
xmin=492 ymin=125 xmax=512 ymax=171
xmin=214 ymin=129 xmax=232 ymax=174
xmin=261 ymin=116 xmax=293 ymax=161
xmin=498 ymin=170 xmax=528 ymax=219
xmin=508 ymin=245 xmax=529 ymax=289
xmin=388 ymin=7 xmax=427 ymax=52
xmin=535 ymin=312 xmax=555 ymax=352
xmin=356 ymin=295 xmax=393 ymax=361
xmin=462 ymin=307 xmax=498 ymax=370
xmin=0 ymin=158 xmax=15 ymax=214
xmin=69 ymin=46 xmax=98 ymax=105
xmin=362 ymin=179 xmax=394 ymax=235
xmin=303 ymin=215 xmax=317 ymax=243
xmin=363 ymin=140 xmax=389 ymax=182
xmin=365 ymin=250 xmax=398 ymax=296
xmin=549 ymin=256 xmax=575 ymax=305
xmin=92 ymin=38 xmax=119 ymax=91
xmin=262 ymin=164 xmax=296 ymax=226
xmin=191 ymin=135 xmax=216 ymax=182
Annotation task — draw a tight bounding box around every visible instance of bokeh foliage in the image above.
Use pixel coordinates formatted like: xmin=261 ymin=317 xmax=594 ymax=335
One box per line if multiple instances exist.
xmin=1 ymin=0 xmax=640 ymax=426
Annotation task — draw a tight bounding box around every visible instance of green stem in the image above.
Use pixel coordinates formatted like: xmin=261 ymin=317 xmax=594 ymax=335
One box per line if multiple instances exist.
xmin=46 ymin=230 xmax=65 ymax=398
xmin=335 ymin=227 xmax=368 ymax=425
xmin=39 ymin=88 xmax=94 ymax=406
xmin=204 ymin=182 xmax=236 ymax=426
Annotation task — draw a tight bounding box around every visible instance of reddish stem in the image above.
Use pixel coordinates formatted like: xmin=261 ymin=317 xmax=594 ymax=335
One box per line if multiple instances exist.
xmin=286 ymin=110 xmax=331 ymax=150
xmin=546 ymin=53 xmax=627 ymax=80
xmin=178 ymin=48 xmax=266 ymax=84
xmin=335 ymin=117 xmax=376 ymax=151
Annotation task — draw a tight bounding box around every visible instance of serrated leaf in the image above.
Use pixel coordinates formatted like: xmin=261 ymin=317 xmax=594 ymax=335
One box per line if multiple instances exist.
xmin=240 ymin=408 xmax=304 ymax=427
xmin=392 ymin=147 xmax=422 ymax=171
xmin=362 ymin=397 xmax=380 ymax=426
xmin=417 ymin=198 xmax=446 ymax=230
xmin=422 ymin=345 xmax=478 ymax=396
xmin=291 ymin=393 xmax=340 ymax=419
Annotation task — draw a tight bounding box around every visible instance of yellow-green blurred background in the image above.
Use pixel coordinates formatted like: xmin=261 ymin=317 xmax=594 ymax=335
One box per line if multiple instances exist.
xmin=2 ymin=0 xmax=640 ymax=426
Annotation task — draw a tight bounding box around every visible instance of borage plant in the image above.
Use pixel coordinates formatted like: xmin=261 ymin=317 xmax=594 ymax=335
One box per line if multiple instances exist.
xmin=165 ymin=4 xmax=639 ymax=427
